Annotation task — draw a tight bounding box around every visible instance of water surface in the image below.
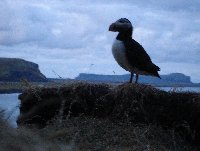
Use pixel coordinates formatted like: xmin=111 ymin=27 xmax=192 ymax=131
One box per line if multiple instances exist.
xmin=158 ymin=87 xmax=200 ymax=93
xmin=0 ymin=93 xmax=20 ymax=127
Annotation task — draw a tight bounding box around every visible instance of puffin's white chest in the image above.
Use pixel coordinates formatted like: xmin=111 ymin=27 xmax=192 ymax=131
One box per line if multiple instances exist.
xmin=112 ymin=39 xmax=132 ymax=71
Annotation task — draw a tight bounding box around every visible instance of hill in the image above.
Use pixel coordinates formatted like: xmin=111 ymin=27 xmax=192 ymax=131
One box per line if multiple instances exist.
xmin=0 ymin=58 xmax=47 ymax=82
xmin=75 ymin=73 xmax=197 ymax=86
xmin=16 ymin=82 xmax=200 ymax=150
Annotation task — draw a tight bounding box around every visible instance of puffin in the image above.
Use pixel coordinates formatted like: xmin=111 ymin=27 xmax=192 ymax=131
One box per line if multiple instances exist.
xmin=109 ymin=18 xmax=161 ymax=83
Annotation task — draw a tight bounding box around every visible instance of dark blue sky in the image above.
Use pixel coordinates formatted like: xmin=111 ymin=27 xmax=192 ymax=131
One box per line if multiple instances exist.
xmin=0 ymin=0 xmax=200 ymax=82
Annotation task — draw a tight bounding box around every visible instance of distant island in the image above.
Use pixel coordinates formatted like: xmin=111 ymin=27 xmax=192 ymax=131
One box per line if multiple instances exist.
xmin=0 ymin=58 xmax=47 ymax=82
xmin=76 ymin=73 xmax=200 ymax=87
xmin=0 ymin=57 xmax=200 ymax=93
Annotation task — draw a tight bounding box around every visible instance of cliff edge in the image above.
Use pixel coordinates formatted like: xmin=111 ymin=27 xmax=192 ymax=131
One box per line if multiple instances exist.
xmin=0 ymin=58 xmax=47 ymax=82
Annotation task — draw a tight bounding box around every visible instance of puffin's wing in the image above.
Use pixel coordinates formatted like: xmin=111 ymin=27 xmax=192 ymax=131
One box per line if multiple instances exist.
xmin=124 ymin=39 xmax=160 ymax=76
xmin=124 ymin=39 xmax=151 ymax=68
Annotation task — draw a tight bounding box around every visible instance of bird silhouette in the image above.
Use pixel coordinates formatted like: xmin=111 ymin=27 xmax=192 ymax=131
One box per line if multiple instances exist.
xmin=109 ymin=18 xmax=160 ymax=83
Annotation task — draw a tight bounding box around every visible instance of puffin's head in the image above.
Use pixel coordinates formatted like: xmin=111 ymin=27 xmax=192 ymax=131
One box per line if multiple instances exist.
xmin=109 ymin=18 xmax=132 ymax=33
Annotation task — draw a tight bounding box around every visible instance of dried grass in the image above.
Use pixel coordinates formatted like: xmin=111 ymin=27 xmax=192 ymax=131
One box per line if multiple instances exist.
xmin=15 ymin=82 xmax=200 ymax=150
xmin=0 ymin=110 xmax=73 ymax=151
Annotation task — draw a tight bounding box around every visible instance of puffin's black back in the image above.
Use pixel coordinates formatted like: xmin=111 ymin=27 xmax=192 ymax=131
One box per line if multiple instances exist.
xmin=124 ymin=38 xmax=160 ymax=77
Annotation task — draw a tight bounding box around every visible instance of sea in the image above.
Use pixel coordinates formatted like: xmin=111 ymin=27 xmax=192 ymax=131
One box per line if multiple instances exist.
xmin=0 ymin=87 xmax=200 ymax=128
xmin=0 ymin=93 xmax=20 ymax=127
xmin=157 ymin=87 xmax=200 ymax=93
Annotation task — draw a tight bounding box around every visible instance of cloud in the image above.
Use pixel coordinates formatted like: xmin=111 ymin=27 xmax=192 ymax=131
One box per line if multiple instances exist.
xmin=0 ymin=0 xmax=200 ymax=82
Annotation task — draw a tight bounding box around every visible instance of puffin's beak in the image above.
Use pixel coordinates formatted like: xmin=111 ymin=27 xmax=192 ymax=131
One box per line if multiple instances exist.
xmin=109 ymin=23 xmax=117 ymax=32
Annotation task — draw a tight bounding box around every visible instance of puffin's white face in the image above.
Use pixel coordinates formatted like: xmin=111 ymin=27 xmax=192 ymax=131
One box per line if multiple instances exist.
xmin=109 ymin=18 xmax=132 ymax=33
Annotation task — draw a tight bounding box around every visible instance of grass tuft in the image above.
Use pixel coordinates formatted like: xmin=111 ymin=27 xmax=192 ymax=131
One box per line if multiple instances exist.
xmin=14 ymin=82 xmax=200 ymax=150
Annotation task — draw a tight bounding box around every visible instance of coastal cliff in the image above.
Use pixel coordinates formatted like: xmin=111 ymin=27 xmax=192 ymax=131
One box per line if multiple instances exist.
xmin=0 ymin=58 xmax=47 ymax=82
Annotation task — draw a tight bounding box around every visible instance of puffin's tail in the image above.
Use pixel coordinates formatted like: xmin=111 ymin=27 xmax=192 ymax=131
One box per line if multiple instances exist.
xmin=150 ymin=63 xmax=161 ymax=79
xmin=154 ymin=72 xmax=161 ymax=79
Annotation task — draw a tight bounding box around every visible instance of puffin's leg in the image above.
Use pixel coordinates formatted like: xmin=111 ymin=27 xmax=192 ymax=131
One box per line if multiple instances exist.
xmin=135 ymin=74 xmax=139 ymax=84
xmin=129 ymin=72 xmax=134 ymax=83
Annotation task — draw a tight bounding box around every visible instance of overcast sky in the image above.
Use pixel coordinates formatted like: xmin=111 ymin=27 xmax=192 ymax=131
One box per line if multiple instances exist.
xmin=0 ymin=0 xmax=200 ymax=82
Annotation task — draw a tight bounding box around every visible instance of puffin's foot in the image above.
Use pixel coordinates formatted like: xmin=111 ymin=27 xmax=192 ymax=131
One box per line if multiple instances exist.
xmin=135 ymin=74 xmax=139 ymax=84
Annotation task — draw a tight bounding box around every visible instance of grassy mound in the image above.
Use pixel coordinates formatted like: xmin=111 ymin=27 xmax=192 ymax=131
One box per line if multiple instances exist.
xmin=1 ymin=110 xmax=198 ymax=151
xmin=17 ymin=82 xmax=200 ymax=148
xmin=43 ymin=116 xmax=199 ymax=151
xmin=0 ymin=110 xmax=73 ymax=151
